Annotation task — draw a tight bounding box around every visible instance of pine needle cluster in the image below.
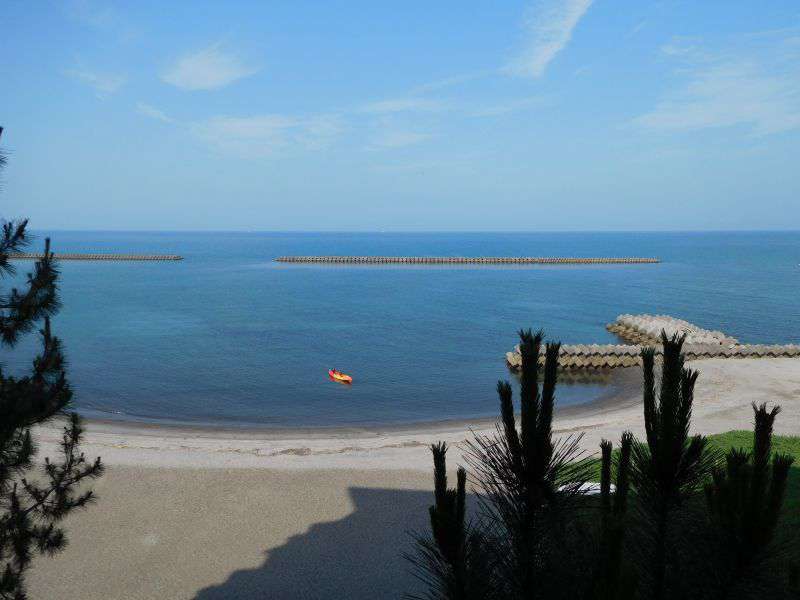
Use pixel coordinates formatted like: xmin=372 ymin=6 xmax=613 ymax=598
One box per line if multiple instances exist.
xmin=1 ymin=128 xmax=103 ymax=599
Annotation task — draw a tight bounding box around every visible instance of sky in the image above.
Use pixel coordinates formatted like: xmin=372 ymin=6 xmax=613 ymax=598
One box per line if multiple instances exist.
xmin=1 ymin=0 xmax=799 ymax=231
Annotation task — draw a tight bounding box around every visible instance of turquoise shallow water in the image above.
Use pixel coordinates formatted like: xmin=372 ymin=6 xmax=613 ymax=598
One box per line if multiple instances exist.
xmin=1 ymin=231 xmax=798 ymax=428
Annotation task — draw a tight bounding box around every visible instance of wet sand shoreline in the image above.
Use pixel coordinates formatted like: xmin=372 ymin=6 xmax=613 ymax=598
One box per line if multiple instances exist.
xmin=76 ymin=366 xmax=634 ymax=438
xmin=35 ymin=358 xmax=798 ymax=471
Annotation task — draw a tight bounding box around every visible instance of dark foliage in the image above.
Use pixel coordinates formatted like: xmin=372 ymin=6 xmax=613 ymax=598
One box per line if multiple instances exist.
xmin=629 ymin=333 xmax=720 ymax=600
xmin=0 ymin=128 xmax=5 ymax=195
xmin=594 ymin=432 xmax=635 ymax=600
xmin=703 ymin=403 xmax=795 ymax=598
xmin=408 ymin=329 xmax=797 ymax=600
xmin=409 ymin=329 xmax=597 ymax=600
xmin=406 ymin=442 xmax=496 ymax=600
xmin=1 ymin=127 xmax=103 ymax=599
xmin=465 ymin=329 xmax=596 ymax=599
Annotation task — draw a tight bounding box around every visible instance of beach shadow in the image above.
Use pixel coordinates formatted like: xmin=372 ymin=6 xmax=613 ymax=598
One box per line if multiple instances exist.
xmin=193 ymin=487 xmax=430 ymax=600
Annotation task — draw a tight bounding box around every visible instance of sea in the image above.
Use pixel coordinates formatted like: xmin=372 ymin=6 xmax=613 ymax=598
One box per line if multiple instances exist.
xmin=1 ymin=231 xmax=798 ymax=428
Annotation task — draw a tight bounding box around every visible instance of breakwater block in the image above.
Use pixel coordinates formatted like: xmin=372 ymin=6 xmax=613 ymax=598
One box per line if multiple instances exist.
xmin=7 ymin=253 xmax=183 ymax=261
xmin=606 ymin=314 xmax=739 ymax=346
xmin=275 ymin=256 xmax=659 ymax=265
xmin=506 ymin=314 xmax=800 ymax=371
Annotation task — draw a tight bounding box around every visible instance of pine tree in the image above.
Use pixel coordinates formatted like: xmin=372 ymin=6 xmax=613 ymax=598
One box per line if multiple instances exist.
xmin=705 ymin=402 xmax=795 ymax=598
xmin=408 ymin=330 xmax=596 ymax=600
xmin=0 ymin=127 xmax=104 ymax=599
xmin=464 ymin=329 xmax=595 ymax=599
xmin=595 ymin=432 xmax=634 ymax=600
xmin=406 ymin=443 xmax=496 ymax=600
xmin=629 ymin=332 xmax=720 ymax=600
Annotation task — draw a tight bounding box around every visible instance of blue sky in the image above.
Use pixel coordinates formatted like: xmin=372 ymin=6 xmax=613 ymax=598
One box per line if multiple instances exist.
xmin=2 ymin=0 xmax=799 ymax=231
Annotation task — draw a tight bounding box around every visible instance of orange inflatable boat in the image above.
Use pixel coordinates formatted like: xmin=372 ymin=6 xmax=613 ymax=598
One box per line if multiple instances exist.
xmin=328 ymin=369 xmax=353 ymax=384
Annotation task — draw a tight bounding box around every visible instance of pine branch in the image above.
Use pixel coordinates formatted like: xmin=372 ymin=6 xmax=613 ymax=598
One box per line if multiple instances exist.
xmin=1 ymin=209 xmax=104 ymax=599
xmin=0 ymin=237 xmax=61 ymax=346
xmin=0 ymin=317 xmax=73 ymax=434
xmin=0 ymin=220 xmax=29 ymax=279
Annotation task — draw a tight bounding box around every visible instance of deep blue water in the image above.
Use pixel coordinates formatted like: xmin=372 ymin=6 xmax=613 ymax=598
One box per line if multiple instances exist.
xmin=1 ymin=231 xmax=798 ymax=428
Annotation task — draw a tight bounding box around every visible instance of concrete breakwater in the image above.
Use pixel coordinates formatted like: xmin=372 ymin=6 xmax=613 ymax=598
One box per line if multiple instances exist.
xmin=506 ymin=314 xmax=800 ymax=371
xmin=7 ymin=253 xmax=183 ymax=261
xmin=276 ymin=256 xmax=660 ymax=264
xmin=607 ymin=314 xmax=739 ymax=346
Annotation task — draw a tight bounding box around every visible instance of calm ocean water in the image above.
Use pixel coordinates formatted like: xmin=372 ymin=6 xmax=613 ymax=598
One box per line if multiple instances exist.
xmin=2 ymin=231 xmax=798 ymax=428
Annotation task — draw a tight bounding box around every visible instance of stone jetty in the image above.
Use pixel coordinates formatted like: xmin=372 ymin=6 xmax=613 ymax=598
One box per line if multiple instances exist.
xmin=7 ymin=253 xmax=183 ymax=261
xmin=276 ymin=256 xmax=659 ymax=265
xmin=606 ymin=314 xmax=739 ymax=346
xmin=506 ymin=314 xmax=800 ymax=371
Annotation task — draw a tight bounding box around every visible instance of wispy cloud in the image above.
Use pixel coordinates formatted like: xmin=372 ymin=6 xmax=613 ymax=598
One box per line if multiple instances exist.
xmin=359 ymin=95 xmax=550 ymax=119
xmin=190 ymin=114 xmax=343 ymax=156
xmin=68 ymin=0 xmax=117 ymax=29
xmin=136 ymin=103 xmax=173 ymax=123
xmin=628 ymin=19 xmax=647 ymax=37
xmin=634 ymin=37 xmax=800 ymax=136
xmin=370 ymin=155 xmax=476 ymax=173
xmin=506 ymin=0 xmax=593 ymax=78
xmin=369 ymin=130 xmax=432 ymax=149
xmin=358 ymin=98 xmax=445 ymax=114
xmin=66 ymin=0 xmax=139 ymax=43
xmin=65 ymin=66 xmax=126 ymax=97
xmin=134 ymin=100 xmax=343 ymax=156
xmin=660 ymin=37 xmax=704 ymax=58
xmin=409 ymin=71 xmax=492 ymax=94
xmin=470 ymin=96 xmax=550 ymax=117
xmin=161 ymin=44 xmax=259 ymax=91
xmin=294 ymin=115 xmax=345 ymax=150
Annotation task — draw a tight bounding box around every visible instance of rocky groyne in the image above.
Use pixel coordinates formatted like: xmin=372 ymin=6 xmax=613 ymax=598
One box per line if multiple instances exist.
xmin=506 ymin=314 xmax=800 ymax=371
xmin=606 ymin=314 xmax=738 ymax=346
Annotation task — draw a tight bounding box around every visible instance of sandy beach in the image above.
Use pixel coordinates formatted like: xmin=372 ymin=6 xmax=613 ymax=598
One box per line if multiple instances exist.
xmin=27 ymin=357 xmax=800 ymax=599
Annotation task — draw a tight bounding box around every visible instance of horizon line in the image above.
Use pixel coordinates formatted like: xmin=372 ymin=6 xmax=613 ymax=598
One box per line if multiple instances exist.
xmin=21 ymin=228 xmax=800 ymax=234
